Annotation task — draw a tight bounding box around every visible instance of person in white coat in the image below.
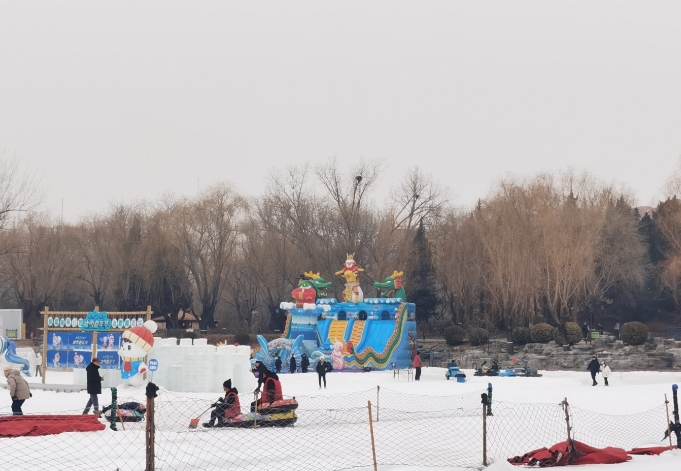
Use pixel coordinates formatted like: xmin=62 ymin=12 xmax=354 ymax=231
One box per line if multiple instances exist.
xmin=601 ymin=361 xmax=611 ymax=386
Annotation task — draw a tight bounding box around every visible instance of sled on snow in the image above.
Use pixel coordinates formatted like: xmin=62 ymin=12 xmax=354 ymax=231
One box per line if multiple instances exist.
xmin=211 ymin=410 xmax=298 ymax=428
xmin=445 ymin=364 xmax=466 ymax=382
xmin=250 ymin=398 xmax=299 ymax=413
xmin=473 ymin=361 xmax=500 ymax=377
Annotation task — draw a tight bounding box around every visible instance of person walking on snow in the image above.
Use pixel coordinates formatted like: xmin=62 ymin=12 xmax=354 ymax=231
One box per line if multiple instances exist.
xmin=83 ymin=358 xmax=103 ymax=414
xmin=4 ymin=367 xmax=31 ymax=415
xmin=412 ymin=351 xmax=423 ymax=381
xmin=274 ymin=355 xmax=282 ymax=374
xmin=316 ymin=357 xmax=332 ymax=389
xmin=586 ymin=355 xmax=600 ymax=386
xmin=289 ymin=355 xmax=297 ymax=374
xmin=601 ymin=361 xmax=611 ymax=386
xmin=300 ymin=353 xmax=310 ymax=373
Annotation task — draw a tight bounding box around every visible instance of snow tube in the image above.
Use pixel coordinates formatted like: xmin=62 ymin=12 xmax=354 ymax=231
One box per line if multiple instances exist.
xmin=214 ymin=410 xmax=297 ymax=428
xmin=250 ymin=398 xmax=298 ymax=413
xmin=508 ymin=440 xmax=631 ymax=467
xmin=0 ymin=415 xmax=105 ymax=437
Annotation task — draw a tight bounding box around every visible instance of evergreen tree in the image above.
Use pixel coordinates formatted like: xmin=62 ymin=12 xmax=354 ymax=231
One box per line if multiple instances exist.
xmin=407 ymin=220 xmax=438 ymax=339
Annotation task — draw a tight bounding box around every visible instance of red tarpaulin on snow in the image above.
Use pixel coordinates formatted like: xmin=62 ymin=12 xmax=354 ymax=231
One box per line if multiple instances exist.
xmin=509 ymin=440 xmax=631 ymax=467
xmin=627 ymin=446 xmax=675 ymax=455
xmin=0 ymin=415 xmax=106 ymax=437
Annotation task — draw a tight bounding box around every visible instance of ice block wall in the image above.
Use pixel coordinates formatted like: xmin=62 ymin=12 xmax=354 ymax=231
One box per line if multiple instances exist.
xmin=149 ymin=339 xmax=256 ymax=393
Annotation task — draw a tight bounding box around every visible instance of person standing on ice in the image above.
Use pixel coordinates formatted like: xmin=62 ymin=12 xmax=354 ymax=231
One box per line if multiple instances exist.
xmin=289 ymin=355 xmax=297 ymax=374
xmin=316 ymin=357 xmax=331 ymax=389
xmin=412 ymin=351 xmax=423 ymax=381
xmin=300 ymin=353 xmax=310 ymax=373
xmin=83 ymin=358 xmax=103 ymax=414
xmin=600 ymin=361 xmax=611 ymax=386
xmin=586 ymin=355 xmax=600 ymax=386
xmin=274 ymin=355 xmax=282 ymax=374
xmin=4 ymin=366 xmax=31 ymax=415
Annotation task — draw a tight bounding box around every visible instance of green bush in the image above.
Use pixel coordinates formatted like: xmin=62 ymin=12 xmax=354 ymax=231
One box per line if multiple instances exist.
xmin=234 ymin=332 xmax=251 ymax=345
xmin=468 ymin=327 xmax=489 ymax=346
xmin=620 ymin=321 xmax=649 ymax=346
xmin=512 ymin=327 xmax=532 ymax=345
xmin=561 ymin=322 xmax=583 ymax=345
xmin=531 ymin=323 xmax=557 ymax=344
xmin=444 ymin=325 xmax=465 ymax=346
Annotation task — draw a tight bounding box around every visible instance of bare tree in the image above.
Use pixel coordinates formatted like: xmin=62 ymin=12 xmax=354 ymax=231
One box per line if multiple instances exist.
xmin=0 ymin=214 xmax=74 ymax=335
xmin=0 ymin=156 xmax=42 ymax=228
xmin=172 ymin=184 xmax=246 ymax=330
xmin=315 ymin=157 xmax=382 ymax=251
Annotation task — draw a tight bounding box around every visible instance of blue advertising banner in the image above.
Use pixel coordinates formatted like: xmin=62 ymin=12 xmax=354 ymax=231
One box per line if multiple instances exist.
xmin=69 ymin=351 xmax=92 ymax=369
xmin=97 ymin=332 xmax=121 ymax=352
xmin=69 ymin=333 xmax=92 ymax=351
xmin=82 ymin=311 xmax=111 ymax=331
xmin=46 ymin=350 xmax=68 ymax=368
xmin=97 ymin=351 xmax=120 ymax=370
xmin=47 ymin=332 xmax=69 ymax=350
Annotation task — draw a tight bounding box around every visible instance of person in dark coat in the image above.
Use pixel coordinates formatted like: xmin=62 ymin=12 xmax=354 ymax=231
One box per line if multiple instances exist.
xmin=83 ymin=358 xmax=103 ymax=414
xmin=316 ymin=357 xmax=332 ymax=389
xmin=274 ymin=356 xmax=282 ymax=374
xmin=254 ymin=361 xmax=279 ymax=404
xmin=581 ymin=323 xmax=589 ymax=340
xmin=204 ymin=379 xmax=239 ymax=427
xmin=289 ymin=355 xmax=297 ymax=374
xmin=300 ymin=353 xmax=310 ymax=373
xmin=586 ymin=355 xmax=601 ymax=386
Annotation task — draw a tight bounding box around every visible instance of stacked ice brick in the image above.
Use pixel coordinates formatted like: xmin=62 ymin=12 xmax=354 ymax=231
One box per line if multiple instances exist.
xmin=150 ymin=338 xmax=257 ymax=394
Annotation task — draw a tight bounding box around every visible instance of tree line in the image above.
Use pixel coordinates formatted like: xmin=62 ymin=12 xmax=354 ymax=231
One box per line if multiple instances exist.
xmin=1 ymin=156 xmax=681 ymax=339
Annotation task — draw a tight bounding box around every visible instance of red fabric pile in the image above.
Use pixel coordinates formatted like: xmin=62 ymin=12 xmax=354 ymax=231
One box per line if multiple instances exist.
xmin=509 ymin=440 xmax=630 ymax=467
xmin=509 ymin=440 xmax=675 ymax=467
xmin=0 ymin=415 xmax=105 ymax=437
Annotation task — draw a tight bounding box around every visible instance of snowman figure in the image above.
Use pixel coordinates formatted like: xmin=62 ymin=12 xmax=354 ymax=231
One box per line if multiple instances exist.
xmin=118 ymin=320 xmax=157 ymax=386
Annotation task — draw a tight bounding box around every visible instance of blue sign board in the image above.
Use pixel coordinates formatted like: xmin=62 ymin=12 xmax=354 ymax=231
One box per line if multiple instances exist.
xmin=82 ymin=311 xmax=111 ymax=331
xmin=47 ymin=332 xmax=69 ymax=350
xmin=148 ymin=359 xmax=158 ymax=371
xmin=69 ymin=351 xmax=92 ymax=369
xmin=97 ymin=351 xmax=120 ymax=370
xmin=69 ymin=333 xmax=92 ymax=351
xmin=46 ymin=350 xmax=68 ymax=368
xmin=97 ymin=332 xmax=121 ymax=352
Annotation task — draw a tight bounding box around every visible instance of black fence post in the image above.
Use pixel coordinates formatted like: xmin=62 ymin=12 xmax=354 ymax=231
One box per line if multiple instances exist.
xmin=672 ymin=384 xmax=680 ymax=449
xmin=487 ymin=383 xmax=493 ymax=416
xmin=146 ymin=382 xmax=159 ymax=471
xmin=481 ymin=393 xmax=488 ymax=466
xmin=108 ymin=387 xmax=118 ymax=431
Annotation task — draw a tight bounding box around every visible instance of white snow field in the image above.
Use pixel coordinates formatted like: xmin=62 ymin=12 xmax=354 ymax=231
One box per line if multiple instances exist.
xmin=1 ymin=367 xmax=680 ymax=470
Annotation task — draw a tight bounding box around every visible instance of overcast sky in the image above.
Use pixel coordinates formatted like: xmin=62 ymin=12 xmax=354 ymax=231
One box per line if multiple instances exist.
xmin=1 ymin=1 xmax=680 ymax=221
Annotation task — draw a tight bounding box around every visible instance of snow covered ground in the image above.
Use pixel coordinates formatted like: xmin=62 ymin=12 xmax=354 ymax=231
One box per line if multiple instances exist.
xmin=1 ymin=367 xmax=680 ymax=470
